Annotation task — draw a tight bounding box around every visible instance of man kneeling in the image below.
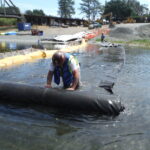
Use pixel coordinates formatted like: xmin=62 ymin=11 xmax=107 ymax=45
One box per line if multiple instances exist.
xmin=45 ymin=51 xmax=80 ymax=91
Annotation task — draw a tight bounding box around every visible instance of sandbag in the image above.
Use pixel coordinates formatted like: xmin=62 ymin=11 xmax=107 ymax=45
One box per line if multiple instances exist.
xmin=0 ymin=81 xmax=124 ymax=116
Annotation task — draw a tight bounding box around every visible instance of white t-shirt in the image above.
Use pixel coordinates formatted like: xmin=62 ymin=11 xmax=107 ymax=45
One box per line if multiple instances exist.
xmin=49 ymin=55 xmax=80 ymax=72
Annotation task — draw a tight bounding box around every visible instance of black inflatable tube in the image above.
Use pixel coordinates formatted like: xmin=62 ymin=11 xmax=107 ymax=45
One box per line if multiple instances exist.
xmin=0 ymin=81 xmax=124 ymax=116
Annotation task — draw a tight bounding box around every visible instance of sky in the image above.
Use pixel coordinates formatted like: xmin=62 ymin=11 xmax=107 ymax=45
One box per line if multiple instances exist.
xmin=13 ymin=0 xmax=150 ymax=19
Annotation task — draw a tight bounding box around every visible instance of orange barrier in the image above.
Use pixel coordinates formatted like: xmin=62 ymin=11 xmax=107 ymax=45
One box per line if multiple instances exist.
xmin=84 ymin=33 xmax=96 ymax=40
xmin=84 ymin=26 xmax=110 ymax=41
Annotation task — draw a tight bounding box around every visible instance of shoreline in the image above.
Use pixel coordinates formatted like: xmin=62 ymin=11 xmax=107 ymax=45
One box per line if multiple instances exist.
xmin=0 ymin=26 xmax=90 ymax=43
xmin=94 ymin=23 xmax=150 ymax=49
xmin=1 ymin=23 xmax=150 ymax=49
xmin=0 ymin=39 xmax=87 ymax=68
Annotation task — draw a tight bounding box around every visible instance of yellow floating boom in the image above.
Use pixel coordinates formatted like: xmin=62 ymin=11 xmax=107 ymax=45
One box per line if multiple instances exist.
xmin=0 ymin=39 xmax=87 ymax=68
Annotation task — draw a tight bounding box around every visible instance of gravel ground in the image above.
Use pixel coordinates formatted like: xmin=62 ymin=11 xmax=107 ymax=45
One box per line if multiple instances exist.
xmin=0 ymin=26 xmax=89 ymax=43
xmin=0 ymin=23 xmax=150 ymax=44
xmin=109 ymin=23 xmax=150 ymax=41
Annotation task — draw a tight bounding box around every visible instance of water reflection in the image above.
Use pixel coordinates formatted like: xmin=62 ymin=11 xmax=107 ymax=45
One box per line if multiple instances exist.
xmin=0 ymin=41 xmax=32 ymax=52
xmin=0 ymin=41 xmax=68 ymax=53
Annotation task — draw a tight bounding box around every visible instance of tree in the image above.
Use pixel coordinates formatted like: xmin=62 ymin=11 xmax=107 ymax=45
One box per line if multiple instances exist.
xmin=91 ymin=0 xmax=102 ymax=21
xmin=123 ymin=0 xmax=149 ymax=16
xmin=25 ymin=10 xmax=33 ymax=15
xmin=32 ymin=9 xmax=45 ymax=16
xmin=58 ymin=0 xmax=75 ymax=18
xmin=104 ymin=0 xmax=132 ymax=20
xmin=80 ymin=0 xmax=102 ymax=21
xmin=25 ymin=9 xmax=45 ymax=16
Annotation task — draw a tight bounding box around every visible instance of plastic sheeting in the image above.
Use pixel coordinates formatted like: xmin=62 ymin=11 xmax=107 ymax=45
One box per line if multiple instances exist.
xmin=0 ymin=81 xmax=124 ymax=116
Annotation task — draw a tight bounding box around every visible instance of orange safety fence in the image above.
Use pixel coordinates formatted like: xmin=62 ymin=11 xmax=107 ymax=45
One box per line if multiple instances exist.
xmin=84 ymin=26 xmax=111 ymax=40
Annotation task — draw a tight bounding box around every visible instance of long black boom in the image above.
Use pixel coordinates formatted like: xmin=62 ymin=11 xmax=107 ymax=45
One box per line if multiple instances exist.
xmin=0 ymin=81 xmax=124 ymax=116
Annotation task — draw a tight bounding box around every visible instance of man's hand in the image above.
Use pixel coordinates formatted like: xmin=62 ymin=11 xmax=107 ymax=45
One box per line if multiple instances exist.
xmin=66 ymin=87 xmax=75 ymax=91
xmin=69 ymin=70 xmax=79 ymax=90
xmin=46 ymin=71 xmax=53 ymax=88
xmin=45 ymin=84 xmax=52 ymax=88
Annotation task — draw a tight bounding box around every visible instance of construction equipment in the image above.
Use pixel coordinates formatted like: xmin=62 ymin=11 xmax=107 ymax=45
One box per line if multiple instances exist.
xmin=97 ymin=12 xmax=115 ymax=28
xmin=123 ymin=17 xmax=136 ymax=23
xmin=88 ymin=22 xmax=102 ymax=29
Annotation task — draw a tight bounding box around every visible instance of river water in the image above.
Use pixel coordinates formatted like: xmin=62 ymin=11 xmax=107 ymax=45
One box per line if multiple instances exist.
xmin=0 ymin=45 xmax=150 ymax=149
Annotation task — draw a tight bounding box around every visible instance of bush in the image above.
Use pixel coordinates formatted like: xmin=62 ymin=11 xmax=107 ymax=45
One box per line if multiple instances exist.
xmin=133 ymin=16 xmax=150 ymax=23
xmin=0 ymin=18 xmax=17 ymax=26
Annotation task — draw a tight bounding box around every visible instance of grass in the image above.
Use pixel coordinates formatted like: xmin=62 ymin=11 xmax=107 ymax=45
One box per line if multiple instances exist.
xmin=96 ymin=37 xmax=150 ymax=49
xmin=0 ymin=26 xmax=17 ymax=31
xmin=0 ymin=18 xmax=18 ymax=32
xmin=127 ymin=39 xmax=150 ymax=48
xmin=0 ymin=18 xmax=17 ymax=26
xmin=0 ymin=49 xmax=11 ymax=53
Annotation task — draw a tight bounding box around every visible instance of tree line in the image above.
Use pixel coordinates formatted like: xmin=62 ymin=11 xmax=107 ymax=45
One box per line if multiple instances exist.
xmin=25 ymin=0 xmax=150 ymax=21
xmin=0 ymin=0 xmax=149 ymax=21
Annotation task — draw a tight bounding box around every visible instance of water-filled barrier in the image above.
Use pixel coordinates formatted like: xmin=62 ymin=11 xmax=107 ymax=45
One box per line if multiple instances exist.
xmin=0 ymin=81 xmax=124 ymax=116
xmin=0 ymin=39 xmax=87 ymax=68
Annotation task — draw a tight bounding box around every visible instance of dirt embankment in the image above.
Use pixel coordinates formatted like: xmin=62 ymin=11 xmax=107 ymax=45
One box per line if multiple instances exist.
xmin=37 ymin=26 xmax=89 ymax=36
xmin=109 ymin=23 xmax=150 ymax=41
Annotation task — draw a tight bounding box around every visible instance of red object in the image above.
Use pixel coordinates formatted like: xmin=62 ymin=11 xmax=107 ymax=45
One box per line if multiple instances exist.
xmin=84 ymin=33 xmax=96 ymax=40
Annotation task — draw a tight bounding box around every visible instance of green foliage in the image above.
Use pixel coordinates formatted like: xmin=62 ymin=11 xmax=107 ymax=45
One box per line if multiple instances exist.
xmin=128 ymin=39 xmax=150 ymax=45
xmin=126 ymin=39 xmax=150 ymax=48
xmin=106 ymin=39 xmax=150 ymax=48
xmin=32 ymin=9 xmax=45 ymax=16
xmin=0 ymin=18 xmax=17 ymax=26
xmin=25 ymin=9 xmax=45 ymax=16
xmin=96 ymin=38 xmax=101 ymax=42
xmin=124 ymin=0 xmax=149 ymax=16
xmin=80 ymin=0 xmax=91 ymax=20
xmin=80 ymin=0 xmax=102 ymax=21
xmin=104 ymin=0 xmax=132 ymax=20
xmin=0 ymin=48 xmax=11 ymax=53
xmin=104 ymin=0 xmax=150 ymax=20
xmin=58 ymin=0 xmax=75 ymax=18
xmin=25 ymin=10 xmax=33 ymax=15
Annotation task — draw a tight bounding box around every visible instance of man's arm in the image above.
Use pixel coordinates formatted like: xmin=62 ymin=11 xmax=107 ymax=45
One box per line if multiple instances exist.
xmin=66 ymin=69 xmax=79 ymax=90
xmin=45 ymin=70 xmax=53 ymax=88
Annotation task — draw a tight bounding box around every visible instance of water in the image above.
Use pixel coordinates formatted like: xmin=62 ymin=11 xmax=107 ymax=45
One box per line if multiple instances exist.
xmin=0 ymin=41 xmax=34 ymax=52
xmin=0 ymin=45 xmax=150 ymax=149
xmin=0 ymin=41 xmax=66 ymax=52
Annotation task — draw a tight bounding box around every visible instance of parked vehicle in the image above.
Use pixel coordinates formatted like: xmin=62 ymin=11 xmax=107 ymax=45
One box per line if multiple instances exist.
xmin=88 ymin=22 xmax=102 ymax=29
xmin=31 ymin=29 xmax=43 ymax=36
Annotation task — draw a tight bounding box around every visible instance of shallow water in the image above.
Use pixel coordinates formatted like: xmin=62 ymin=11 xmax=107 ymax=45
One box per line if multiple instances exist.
xmin=0 ymin=41 xmax=65 ymax=52
xmin=0 ymin=41 xmax=34 ymax=52
xmin=0 ymin=45 xmax=150 ymax=149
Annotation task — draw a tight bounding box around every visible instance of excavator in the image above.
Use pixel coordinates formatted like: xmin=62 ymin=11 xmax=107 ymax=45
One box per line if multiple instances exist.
xmin=97 ymin=12 xmax=115 ymax=28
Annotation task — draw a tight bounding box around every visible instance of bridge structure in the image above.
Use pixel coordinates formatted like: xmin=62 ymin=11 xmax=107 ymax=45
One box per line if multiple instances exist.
xmin=0 ymin=0 xmax=23 ymax=19
xmin=0 ymin=0 xmax=86 ymax=26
